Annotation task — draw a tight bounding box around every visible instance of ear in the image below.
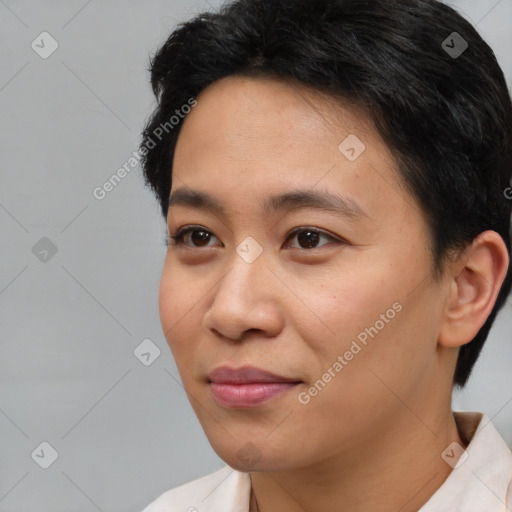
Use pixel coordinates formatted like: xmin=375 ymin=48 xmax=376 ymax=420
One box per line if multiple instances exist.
xmin=438 ymin=230 xmax=510 ymax=348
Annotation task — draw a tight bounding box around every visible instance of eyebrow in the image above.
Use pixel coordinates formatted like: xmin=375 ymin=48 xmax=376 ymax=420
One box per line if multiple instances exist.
xmin=167 ymin=187 xmax=369 ymax=220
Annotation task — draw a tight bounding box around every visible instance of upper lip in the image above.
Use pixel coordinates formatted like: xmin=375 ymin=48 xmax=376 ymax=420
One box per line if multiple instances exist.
xmin=208 ymin=365 xmax=301 ymax=384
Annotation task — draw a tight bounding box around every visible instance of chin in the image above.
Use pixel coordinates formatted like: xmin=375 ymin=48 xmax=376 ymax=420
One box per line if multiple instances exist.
xmin=208 ymin=436 xmax=300 ymax=473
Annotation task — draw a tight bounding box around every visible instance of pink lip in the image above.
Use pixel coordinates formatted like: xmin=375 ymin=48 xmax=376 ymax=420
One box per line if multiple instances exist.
xmin=207 ymin=366 xmax=301 ymax=408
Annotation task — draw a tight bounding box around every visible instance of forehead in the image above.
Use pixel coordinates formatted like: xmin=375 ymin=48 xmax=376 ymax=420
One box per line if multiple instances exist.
xmin=171 ymin=75 xmax=416 ymax=224
xmin=176 ymin=75 xmax=379 ymax=156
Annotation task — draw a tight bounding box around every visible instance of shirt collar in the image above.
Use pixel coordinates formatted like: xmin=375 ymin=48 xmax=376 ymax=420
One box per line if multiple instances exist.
xmin=418 ymin=412 xmax=512 ymax=511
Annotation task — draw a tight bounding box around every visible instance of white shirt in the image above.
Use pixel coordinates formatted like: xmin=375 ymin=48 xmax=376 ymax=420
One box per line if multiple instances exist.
xmin=141 ymin=412 xmax=512 ymax=512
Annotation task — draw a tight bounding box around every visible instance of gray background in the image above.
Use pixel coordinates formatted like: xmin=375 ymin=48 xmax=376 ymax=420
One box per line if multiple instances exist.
xmin=1 ymin=1 xmax=511 ymax=511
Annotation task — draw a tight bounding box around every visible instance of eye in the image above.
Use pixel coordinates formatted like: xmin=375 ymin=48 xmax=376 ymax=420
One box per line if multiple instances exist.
xmin=285 ymin=227 xmax=343 ymax=249
xmin=166 ymin=226 xmax=219 ymax=248
xmin=166 ymin=226 xmax=344 ymax=250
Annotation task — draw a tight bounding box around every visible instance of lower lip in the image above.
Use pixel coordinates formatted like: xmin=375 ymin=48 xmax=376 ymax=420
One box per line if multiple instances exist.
xmin=209 ymin=382 xmax=299 ymax=407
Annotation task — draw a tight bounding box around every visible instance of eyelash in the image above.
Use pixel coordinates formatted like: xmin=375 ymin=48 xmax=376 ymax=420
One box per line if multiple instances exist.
xmin=165 ymin=226 xmax=344 ymax=250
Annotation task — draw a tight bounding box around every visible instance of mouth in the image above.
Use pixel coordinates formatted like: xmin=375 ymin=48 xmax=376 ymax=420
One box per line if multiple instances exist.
xmin=207 ymin=365 xmax=302 ymax=408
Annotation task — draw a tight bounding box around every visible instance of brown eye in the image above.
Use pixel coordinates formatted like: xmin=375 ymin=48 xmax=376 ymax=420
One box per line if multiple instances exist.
xmin=286 ymin=228 xmax=343 ymax=250
xmin=297 ymin=230 xmax=320 ymax=248
xmin=167 ymin=227 xmax=218 ymax=248
xmin=189 ymin=229 xmax=211 ymax=246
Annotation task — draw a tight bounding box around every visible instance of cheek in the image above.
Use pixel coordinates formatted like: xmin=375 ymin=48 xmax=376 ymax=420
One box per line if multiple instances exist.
xmin=158 ymin=265 xmax=178 ymax=340
xmin=290 ymin=263 xmax=400 ymax=354
xmin=292 ymin=258 xmax=434 ymax=397
xmin=159 ymin=277 xmax=204 ymax=393
xmin=158 ymin=263 xmax=199 ymax=354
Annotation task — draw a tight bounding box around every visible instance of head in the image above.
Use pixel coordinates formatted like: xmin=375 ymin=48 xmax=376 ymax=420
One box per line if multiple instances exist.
xmin=139 ymin=0 xmax=512 ymax=471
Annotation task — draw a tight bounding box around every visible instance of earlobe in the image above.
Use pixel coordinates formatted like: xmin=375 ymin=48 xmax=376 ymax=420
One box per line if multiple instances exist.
xmin=438 ymin=231 xmax=510 ymax=348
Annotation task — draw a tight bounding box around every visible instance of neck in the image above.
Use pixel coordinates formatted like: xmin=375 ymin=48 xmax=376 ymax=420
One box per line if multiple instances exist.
xmin=249 ymin=407 xmax=465 ymax=512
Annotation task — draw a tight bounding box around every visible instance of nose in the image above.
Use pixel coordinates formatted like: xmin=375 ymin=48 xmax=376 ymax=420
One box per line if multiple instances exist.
xmin=202 ymin=249 xmax=285 ymax=341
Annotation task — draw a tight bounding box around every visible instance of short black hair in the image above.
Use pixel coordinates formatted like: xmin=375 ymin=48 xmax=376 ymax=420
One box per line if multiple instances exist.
xmin=139 ymin=0 xmax=512 ymax=388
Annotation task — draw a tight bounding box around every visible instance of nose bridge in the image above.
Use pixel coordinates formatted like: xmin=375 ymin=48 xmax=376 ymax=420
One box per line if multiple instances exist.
xmin=204 ymin=240 xmax=283 ymax=339
xmin=219 ymin=241 xmax=270 ymax=307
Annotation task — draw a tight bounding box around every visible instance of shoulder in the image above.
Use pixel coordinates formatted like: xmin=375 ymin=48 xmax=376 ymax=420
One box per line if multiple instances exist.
xmin=140 ymin=465 xmax=250 ymax=512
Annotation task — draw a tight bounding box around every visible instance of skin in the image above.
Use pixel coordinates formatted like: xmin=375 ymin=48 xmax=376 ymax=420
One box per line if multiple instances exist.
xmin=158 ymin=75 xmax=509 ymax=512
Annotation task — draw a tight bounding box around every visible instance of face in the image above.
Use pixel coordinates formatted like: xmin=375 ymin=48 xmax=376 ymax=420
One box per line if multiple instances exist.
xmin=159 ymin=75 xmax=452 ymax=472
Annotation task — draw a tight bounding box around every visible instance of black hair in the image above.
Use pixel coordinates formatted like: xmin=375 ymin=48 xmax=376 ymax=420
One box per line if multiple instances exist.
xmin=139 ymin=0 xmax=512 ymax=387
